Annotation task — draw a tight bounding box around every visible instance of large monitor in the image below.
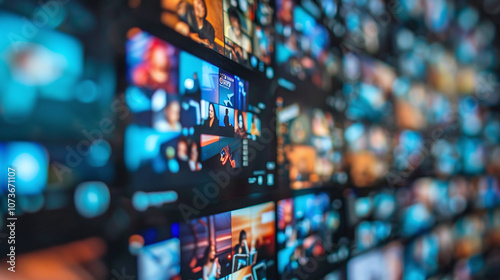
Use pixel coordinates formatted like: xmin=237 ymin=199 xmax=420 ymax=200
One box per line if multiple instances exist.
xmin=124 ymin=29 xmax=275 ymax=201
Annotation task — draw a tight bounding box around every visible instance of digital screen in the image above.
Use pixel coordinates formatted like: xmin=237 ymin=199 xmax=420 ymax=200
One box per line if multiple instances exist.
xmin=343 ymin=54 xmax=396 ymax=123
xmin=404 ymin=225 xmax=454 ymax=279
xmin=275 ymin=0 xmax=341 ymax=91
xmin=321 ymin=269 xmax=345 ymax=280
xmin=393 ymin=81 xmax=427 ymax=131
xmin=276 ymin=87 xmax=346 ymax=189
xmin=138 ymin=238 xmax=181 ymax=280
xmin=347 ymin=242 xmax=403 ymax=280
xmin=176 ymin=202 xmax=276 ymax=280
xmin=345 ymin=190 xmax=396 ymax=252
xmin=125 ymin=29 xmax=275 ymax=197
xmin=344 ymin=122 xmax=391 ymax=187
xmin=397 ymin=178 xmax=436 ymax=237
xmin=340 ymin=0 xmax=390 ymax=55
xmin=0 ymin=11 xmax=116 ymax=140
xmin=159 ymin=0 xmax=274 ymax=70
xmin=277 ymin=193 xmax=349 ymax=279
xmin=432 ymin=139 xmax=461 ymax=177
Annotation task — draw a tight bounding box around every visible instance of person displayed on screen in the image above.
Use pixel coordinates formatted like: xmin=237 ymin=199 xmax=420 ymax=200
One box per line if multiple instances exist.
xmin=132 ymin=38 xmax=175 ymax=92
xmin=235 ymin=111 xmax=248 ymax=138
xmin=223 ymin=108 xmax=231 ymax=127
xmin=226 ymin=8 xmax=252 ymax=54
xmin=156 ymin=99 xmax=182 ymax=132
xmin=250 ymin=114 xmax=260 ymax=136
xmin=176 ymin=0 xmax=195 ymax=26
xmin=203 ymin=103 xmax=219 ymax=133
xmin=234 ymin=230 xmax=249 ymax=255
xmin=177 ymin=138 xmax=190 ymax=170
xmin=188 ymin=0 xmax=216 ymax=48
xmin=202 ymin=244 xmax=221 ymax=280
xmin=189 ymin=141 xmax=202 ymax=171
xmin=189 ymin=72 xmax=201 ymax=94
xmin=220 ymin=145 xmax=236 ymax=168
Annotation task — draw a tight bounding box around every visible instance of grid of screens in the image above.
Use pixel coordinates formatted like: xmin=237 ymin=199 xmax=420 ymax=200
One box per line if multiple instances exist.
xmin=3 ymin=1 xmax=500 ymax=280
xmin=160 ymin=0 xmax=274 ymax=70
xmin=125 ymin=29 xmax=275 ymax=194
xmin=176 ymin=202 xmax=276 ymax=280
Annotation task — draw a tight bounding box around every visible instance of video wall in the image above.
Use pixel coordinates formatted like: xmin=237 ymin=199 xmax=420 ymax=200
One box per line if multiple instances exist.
xmin=1 ymin=0 xmax=500 ymax=280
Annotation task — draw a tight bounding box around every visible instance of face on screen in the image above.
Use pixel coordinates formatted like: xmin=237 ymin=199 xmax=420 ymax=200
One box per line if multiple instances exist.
xmin=125 ymin=29 xmax=274 ymax=194
xmin=176 ymin=202 xmax=276 ymax=280
xmin=159 ymin=0 xmax=274 ymax=70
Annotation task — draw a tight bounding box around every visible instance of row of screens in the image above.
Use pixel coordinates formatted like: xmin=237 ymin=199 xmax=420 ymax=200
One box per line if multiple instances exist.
xmin=135 ymin=182 xmax=500 ymax=280
xmin=4 ymin=26 xmax=496 ymax=196
xmin=125 ymin=29 xmax=275 ymax=194
xmin=138 ymin=193 xmax=347 ymax=280
xmin=123 ymin=29 xmax=500 ymax=198
xmin=2 ymin=0 xmax=497 ymax=141
xmin=141 ymin=0 xmax=345 ymax=91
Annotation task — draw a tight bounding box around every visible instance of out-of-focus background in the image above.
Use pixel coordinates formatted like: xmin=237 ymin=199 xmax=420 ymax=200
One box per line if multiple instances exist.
xmin=1 ymin=0 xmax=500 ymax=279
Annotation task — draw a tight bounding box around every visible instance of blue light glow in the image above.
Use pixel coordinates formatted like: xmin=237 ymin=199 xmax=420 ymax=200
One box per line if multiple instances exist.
xmin=74 ymin=181 xmax=110 ymax=218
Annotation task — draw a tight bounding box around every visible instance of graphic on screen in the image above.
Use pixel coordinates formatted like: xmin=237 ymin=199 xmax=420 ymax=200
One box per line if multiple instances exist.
xmin=124 ymin=29 xmax=274 ymax=194
xmin=176 ymin=202 xmax=276 ymax=280
xmin=159 ymin=0 xmax=274 ymax=70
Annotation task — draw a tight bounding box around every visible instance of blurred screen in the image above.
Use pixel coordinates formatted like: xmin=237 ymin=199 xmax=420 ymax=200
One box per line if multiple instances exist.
xmin=138 ymin=238 xmax=181 ymax=280
xmin=347 ymin=242 xmax=403 ymax=280
xmin=340 ymin=0 xmax=390 ymax=55
xmin=344 ymin=122 xmax=391 ymax=187
xmin=276 ymin=87 xmax=346 ymax=189
xmin=277 ymin=193 xmax=349 ymax=279
xmin=275 ymin=0 xmax=341 ymax=91
xmin=345 ymin=190 xmax=396 ymax=252
xmin=0 ymin=10 xmax=116 ymax=140
xmin=404 ymin=225 xmax=454 ymax=279
xmin=343 ymin=54 xmax=395 ymax=123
